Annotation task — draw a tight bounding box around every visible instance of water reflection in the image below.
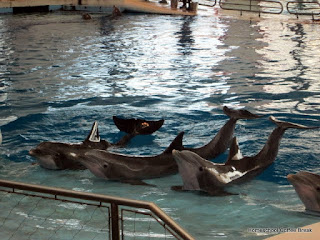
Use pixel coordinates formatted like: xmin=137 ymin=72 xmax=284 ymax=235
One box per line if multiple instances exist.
xmin=288 ymin=23 xmax=309 ymax=90
xmin=3 ymin=22 xmax=76 ymax=129
xmin=211 ymin=17 xmax=267 ymax=109
xmin=175 ymin=16 xmax=195 ymax=55
xmin=0 ymin=10 xmax=320 ymax=240
xmin=256 ymin=19 xmax=320 ymax=115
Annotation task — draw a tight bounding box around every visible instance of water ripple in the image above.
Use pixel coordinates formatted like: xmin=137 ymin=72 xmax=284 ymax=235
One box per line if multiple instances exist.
xmin=0 ymin=10 xmax=320 ymax=240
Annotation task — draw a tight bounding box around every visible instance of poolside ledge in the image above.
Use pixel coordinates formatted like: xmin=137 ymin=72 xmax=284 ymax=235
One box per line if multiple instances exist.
xmin=0 ymin=0 xmax=197 ymax=15
xmin=265 ymin=222 xmax=320 ymax=240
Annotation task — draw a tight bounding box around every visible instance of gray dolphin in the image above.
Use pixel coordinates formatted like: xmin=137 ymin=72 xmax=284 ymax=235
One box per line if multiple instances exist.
xmin=79 ymin=107 xmax=260 ymax=182
xmin=29 ymin=121 xmax=110 ymax=170
xmin=79 ymin=132 xmax=185 ymax=185
xmin=172 ymin=116 xmax=318 ymax=196
xmin=184 ymin=106 xmax=261 ymax=160
xmin=287 ymin=171 xmax=320 ymax=213
xmin=29 ymin=118 xmax=164 ymax=170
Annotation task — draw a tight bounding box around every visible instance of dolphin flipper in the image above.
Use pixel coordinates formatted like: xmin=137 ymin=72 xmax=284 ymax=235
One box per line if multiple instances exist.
xmin=269 ymin=116 xmax=319 ymax=130
xmin=223 ymin=106 xmax=261 ymax=120
xmin=113 ymin=116 xmax=164 ymax=135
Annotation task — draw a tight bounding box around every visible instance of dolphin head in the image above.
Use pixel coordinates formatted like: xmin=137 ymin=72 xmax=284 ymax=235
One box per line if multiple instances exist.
xmin=29 ymin=142 xmax=88 ymax=170
xmin=80 ymin=150 xmax=120 ymax=180
xmin=29 ymin=142 xmax=68 ymax=170
xmin=287 ymin=171 xmax=320 ymax=212
xmin=172 ymin=150 xmax=247 ymax=194
xmin=29 ymin=121 xmax=110 ymax=170
xmin=172 ymin=150 xmax=213 ymax=191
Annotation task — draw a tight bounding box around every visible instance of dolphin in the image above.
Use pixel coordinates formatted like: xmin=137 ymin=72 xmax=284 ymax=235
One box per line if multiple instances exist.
xmin=79 ymin=132 xmax=185 ymax=185
xmin=287 ymin=171 xmax=320 ymax=213
xmin=0 ymin=128 xmax=2 ymax=145
xmin=78 ymin=107 xmax=260 ymax=182
xmin=184 ymin=106 xmax=261 ymax=160
xmin=172 ymin=116 xmax=318 ymax=196
xmin=29 ymin=117 xmax=164 ymax=170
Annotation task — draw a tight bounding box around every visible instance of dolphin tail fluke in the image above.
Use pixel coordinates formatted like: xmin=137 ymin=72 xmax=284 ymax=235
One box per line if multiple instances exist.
xmin=223 ymin=106 xmax=261 ymax=120
xmin=269 ymin=116 xmax=319 ymax=130
xmin=85 ymin=121 xmax=101 ymax=142
xmin=113 ymin=116 xmax=164 ymax=135
xmin=163 ymin=132 xmax=184 ymax=154
xmin=226 ymin=137 xmax=243 ymax=164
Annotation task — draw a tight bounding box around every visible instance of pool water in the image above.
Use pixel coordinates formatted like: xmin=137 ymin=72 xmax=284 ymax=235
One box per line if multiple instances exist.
xmin=0 ymin=6 xmax=320 ymax=239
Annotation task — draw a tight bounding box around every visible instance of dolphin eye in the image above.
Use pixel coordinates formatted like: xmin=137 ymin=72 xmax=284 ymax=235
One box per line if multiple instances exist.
xmin=316 ymin=187 xmax=320 ymax=191
xmin=199 ymin=167 xmax=204 ymax=172
xmin=103 ymin=164 xmax=108 ymax=169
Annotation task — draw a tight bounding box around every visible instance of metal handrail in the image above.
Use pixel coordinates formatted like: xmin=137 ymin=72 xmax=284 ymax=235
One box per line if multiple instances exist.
xmin=0 ymin=179 xmax=194 ymax=240
xmin=286 ymin=1 xmax=320 ymax=16
xmin=199 ymin=0 xmax=217 ymax=7
xmin=219 ymin=0 xmax=283 ymax=15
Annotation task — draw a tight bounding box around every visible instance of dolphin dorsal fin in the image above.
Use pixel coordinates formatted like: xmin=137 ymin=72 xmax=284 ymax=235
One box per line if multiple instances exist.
xmin=163 ymin=132 xmax=184 ymax=154
xmin=226 ymin=137 xmax=243 ymax=163
xmin=86 ymin=121 xmax=101 ymax=143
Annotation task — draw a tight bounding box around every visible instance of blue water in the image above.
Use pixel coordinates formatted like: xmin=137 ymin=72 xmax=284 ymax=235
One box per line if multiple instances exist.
xmin=1 ymin=6 xmax=320 ymax=239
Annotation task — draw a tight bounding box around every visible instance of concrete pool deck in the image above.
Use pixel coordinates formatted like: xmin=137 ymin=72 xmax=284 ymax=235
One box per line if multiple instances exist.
xmin=265 ymin=222 xmax=320 ymax=240
xmin=0 ymin=0 xmax=197 ymax=15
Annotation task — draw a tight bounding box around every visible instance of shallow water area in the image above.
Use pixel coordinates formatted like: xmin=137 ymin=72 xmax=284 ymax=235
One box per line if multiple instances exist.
xmin=1 ymin=6 xmax=320 ymax=239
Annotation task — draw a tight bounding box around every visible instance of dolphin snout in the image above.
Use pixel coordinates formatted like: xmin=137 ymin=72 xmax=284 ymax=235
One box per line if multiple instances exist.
xmin=29 ymin=148 xmax=37 ymax=156
xmin=287 ymin=174 xmax=295 ymax=181
xmin=287 ymin=174 xmax=300 ymax=185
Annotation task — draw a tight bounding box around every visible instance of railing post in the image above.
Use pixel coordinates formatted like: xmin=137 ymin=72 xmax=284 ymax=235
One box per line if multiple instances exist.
xmin=111 ymin=203 xmax=120 ymax=240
